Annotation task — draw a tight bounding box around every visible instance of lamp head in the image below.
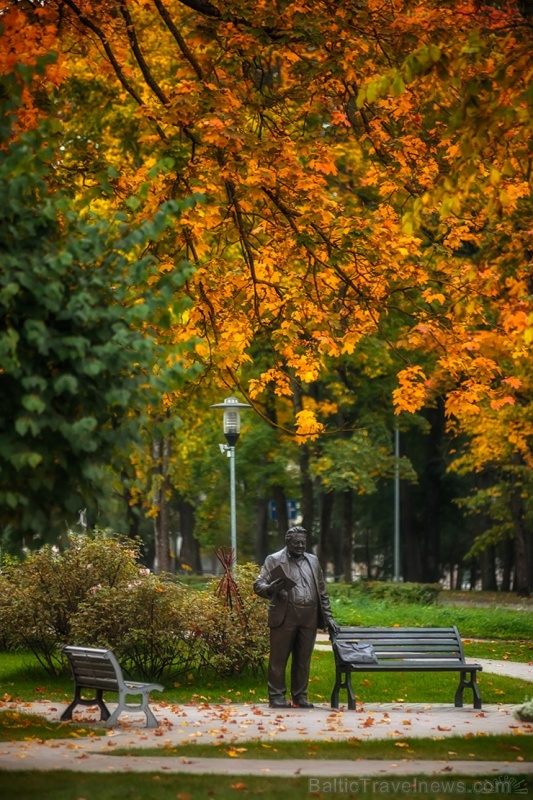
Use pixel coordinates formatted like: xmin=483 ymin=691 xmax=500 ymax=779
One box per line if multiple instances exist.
xmin=210 ymin=396 xmax=251 ymax=447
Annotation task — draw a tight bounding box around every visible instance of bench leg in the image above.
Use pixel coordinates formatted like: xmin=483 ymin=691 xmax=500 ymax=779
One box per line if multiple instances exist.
xmin=331 ymin=670 xmax=341 ymax=709
xmin=142 ymin=702 xmax=159 ymax=729
xmin=60 ymin=686 xmax=111 ymax=722
xmin=346 ymin=673 xmax=356 ymax=711
xmin=454 ymin=671 xmax=482 ymax=710
xmin=330 ymin=669 xmax=357 ymax=711
xmin=106 ymin=691 xmax=160 ymax=729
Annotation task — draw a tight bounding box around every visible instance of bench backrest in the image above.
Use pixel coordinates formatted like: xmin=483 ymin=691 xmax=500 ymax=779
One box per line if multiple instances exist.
xmin=63 ymin=645 xmax=124 ymax=692
xmin=333 ymin=626 xmax=466 ymax=665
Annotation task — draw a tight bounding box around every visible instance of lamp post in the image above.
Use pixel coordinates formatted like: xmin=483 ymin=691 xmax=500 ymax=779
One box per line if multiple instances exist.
xmin=393 ymin=425 xmax=401 ymax=582
xmin=210 ymin=396 xmax=251 ymax=565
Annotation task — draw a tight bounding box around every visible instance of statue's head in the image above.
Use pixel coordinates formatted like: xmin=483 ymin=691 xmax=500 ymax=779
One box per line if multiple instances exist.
xmin=285 ymin=526 xmax=307 ymax=557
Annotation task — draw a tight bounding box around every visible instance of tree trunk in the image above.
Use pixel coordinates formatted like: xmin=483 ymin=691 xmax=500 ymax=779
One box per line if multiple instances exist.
xmin=500 ymin=537 xmax=514 ymax=592
xmin=510 ymin=483 xmax=532 ymax=596
xmin=342 ymin=489 xmax=353 ymax=583
xmin=422 ymin=402 xmax=444 ymax=583
xmin=263 ymin=389 xmax=290 ymax=544
xmin=318 ymin=489 xmax=335 ymax=571
xmin=401 ymin=481 xmax=423 ymax=582
xmin=122 ymin=480 xmax=140 ymax=540
xmin=454 ymin=564 xmax=462 ymax=590
xmin=272 ymin=484 xmax=289 ymax=543
xmin=178 ymin=497 xmax=202 ymax=573
xmin=290 ymin=375 xmax=315 ymax=540
xmin=480 ymin=545 xmax=497 ymax=591
xmin=469 ymin=560 xmax=478 ymax=590
xmin=299 ymin=443 xmax=314 ymax=537
xmin=152 ymin=435 xmax=172 ymax=574
xmin=254 ymin=497 xmax=270 ymax=565
xmin=365 ymin=528 xmax=373 ymax=580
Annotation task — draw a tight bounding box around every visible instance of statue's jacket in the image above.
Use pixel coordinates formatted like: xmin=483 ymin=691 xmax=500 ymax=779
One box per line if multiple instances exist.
xmin=254 ymin=547 xmax=335 ymax=630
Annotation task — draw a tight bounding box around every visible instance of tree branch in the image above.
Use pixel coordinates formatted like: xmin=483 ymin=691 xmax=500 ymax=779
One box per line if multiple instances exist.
xmin=175 ymin=0 xmax=221 ymax=19
xmin=118 ymin=0 xmax=169 ymax=107
xmin=62 ymin=0 xmax=143 ymax=107
xmin=153 ymin=0 xmax=204 ymax=81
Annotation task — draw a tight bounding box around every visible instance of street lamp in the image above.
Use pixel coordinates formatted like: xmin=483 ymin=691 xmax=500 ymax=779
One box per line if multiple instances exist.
xmin=393 ymin=425 xmax=401 ymax=582
xmin=210 ymin=396 xmax=251 ymax=564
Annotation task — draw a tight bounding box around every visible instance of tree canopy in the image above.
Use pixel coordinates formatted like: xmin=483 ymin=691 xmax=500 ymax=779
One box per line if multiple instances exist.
xmin=1 ymin=0 xmax=532 ymax=590
xmin=0 ymin=61 xmax=200 ymax=537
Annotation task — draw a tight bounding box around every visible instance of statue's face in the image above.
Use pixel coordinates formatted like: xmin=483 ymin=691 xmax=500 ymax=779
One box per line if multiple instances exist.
xmin=286 ymin=534 xmax=306 ymax=558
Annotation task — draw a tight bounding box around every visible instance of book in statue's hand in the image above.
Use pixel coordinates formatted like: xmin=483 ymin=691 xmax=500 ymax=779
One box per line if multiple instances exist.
xmin=270 ymin=564 xmax=297 ymax=590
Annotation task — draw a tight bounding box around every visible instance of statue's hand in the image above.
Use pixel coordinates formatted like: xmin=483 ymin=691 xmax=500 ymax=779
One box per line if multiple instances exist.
xmin=327 ymin=620 xmax=340 ymax=638
xmin=267 ymin=577 xmax=286 ymax=595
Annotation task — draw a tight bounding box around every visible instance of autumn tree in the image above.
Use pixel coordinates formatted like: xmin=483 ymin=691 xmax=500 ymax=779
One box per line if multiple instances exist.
xmin=31 ymin=0 xmax=529 ymax=423
xmin=8 ymin=1 xmax=533 ymax=587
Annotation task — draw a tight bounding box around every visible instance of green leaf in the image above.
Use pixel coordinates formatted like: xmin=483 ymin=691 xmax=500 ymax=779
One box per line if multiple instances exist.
xmin=428 ymin=44 xmax=441 ymax=63
xmin=53 ymin=374 xmax=79 ymax=395
xmin=21 ymin=394 xmax=46 ymax=414
xmin=10 ymin=451 xmax=43 ymax=470
xmin=126 ymin=196 xmax=141 ymax=211
xmin=0 ymin=282 xmax=20 ymax=304
xmin=14 ymin=416 xmax=41 ymax=437
xmin=391 ymin=74 xmax=406 ymax=96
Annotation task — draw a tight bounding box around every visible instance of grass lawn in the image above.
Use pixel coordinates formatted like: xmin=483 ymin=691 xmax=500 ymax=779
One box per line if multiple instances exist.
xmin=1 ymin=644 xmax=531 ymax=708
xmin=0 ymin=709 xmax=105 ymax=741
xmin=330 ymin=596 xmax=533 ymax=640
xmin=0 ymin=648 xmax=531 ymax=707
xmin=0 ymin=771 xmax=531 ymax=800
xmin=109 ymin=733 xmax=533 ymax=762
xmin=462 ymin=639 xmax=533 ymax=662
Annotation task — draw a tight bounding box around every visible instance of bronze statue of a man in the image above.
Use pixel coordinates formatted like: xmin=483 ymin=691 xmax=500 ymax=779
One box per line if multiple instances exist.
xmin=254 ymin=525 xmax=339 ymax=708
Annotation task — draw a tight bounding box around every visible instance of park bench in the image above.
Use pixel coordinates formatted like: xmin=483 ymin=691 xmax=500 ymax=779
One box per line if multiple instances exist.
xmin=60 ymin=645 xmax=164 ymax=728
xmin=330 ymin=626 xmax=482 ymax=710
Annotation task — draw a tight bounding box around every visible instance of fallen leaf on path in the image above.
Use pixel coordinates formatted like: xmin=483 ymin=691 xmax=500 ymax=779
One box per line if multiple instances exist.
xmin=227 ymin=749 xmax=243 ymax=758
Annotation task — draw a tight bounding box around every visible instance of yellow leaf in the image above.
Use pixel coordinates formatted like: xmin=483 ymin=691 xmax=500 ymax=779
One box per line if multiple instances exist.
xmin=294 ymin=410 xmax=324 ymax=441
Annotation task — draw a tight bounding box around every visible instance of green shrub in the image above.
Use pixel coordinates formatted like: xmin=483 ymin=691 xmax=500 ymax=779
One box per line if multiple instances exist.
xmin=0 ymin=533 xmax=268 ymax=681
xmin=328 ymin=580 xmax=441 ymax=605
xmin=72 ymin=562 xmax=268 ymax=680
xmin=0 ymin=531 xmax=141 ymax=673
xmin=71 ymin=574 xmax=195 ymax=681
xmin=194 ymin=563 xmax=268 ymax=677
xmin=366 ymin=581 xmax=441 ymax=605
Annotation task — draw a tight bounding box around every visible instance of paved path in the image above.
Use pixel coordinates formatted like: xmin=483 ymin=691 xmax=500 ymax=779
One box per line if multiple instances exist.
xmin=1 ymin=656 xmax=532 ymax=777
